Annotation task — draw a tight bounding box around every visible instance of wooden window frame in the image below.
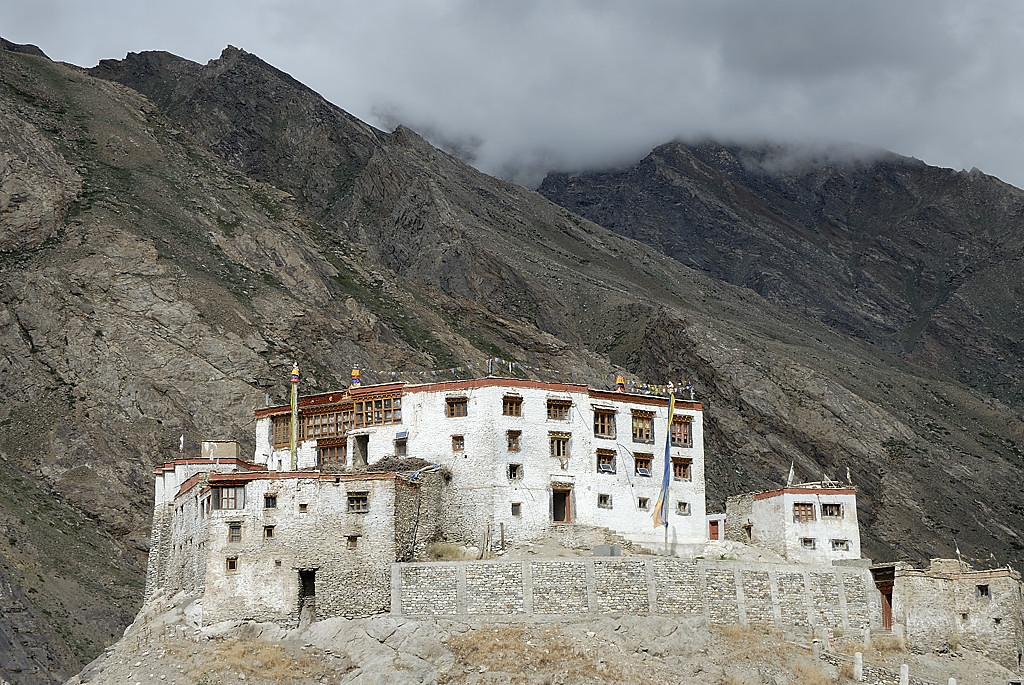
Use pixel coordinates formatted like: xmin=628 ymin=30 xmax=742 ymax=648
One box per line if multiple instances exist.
xmin=228 ymin=523 xmax=242 ymax=543
xmin=593 ymin=409 xmax=616 ymax=438
xmin=354 ymin=395 xmax=402 ymax=427
xmin=670 ymin=415 xmax=693 ymax=447
xmin=508 ymin=463 xmax=523 ymax=480
xmin=821 ymin=503 xmax=843 ymax=518
xmin=634 ymin=453 xmax=653 ymax=476
xmin=631 ymin=411 xmax=654 ymax=443
xmin=507 ymin=429 xmax=521 ymax=452
xmin=347 ymin=493 xmax=369 ymax=513
xmin=263 ymin=525 xmax=275 ymax=539
xmin=225 ymin=557 xmax=238 ymax=572
xmin=547 ymin=399 xmax=571 ymax=421
xmin=272 ymin=414 xmax=305 ymax=448
xmin=596 ymin=448 xmax=616 ymax=474
xmin=503 ymin=395 xmax=523 ymax=417
xmin=264 ymin=494 xmax=277 ymax=509
xmin=445 ymin=397 xmax=468 ymax=418
xmin=317 ymin=442 xmax=346 ymax=467
xmin=671 ymin=457 xmax=692 ymax=481
xmin=549 ymin=433 xmax=570 ymax=459
xmin=452 ymin=435 xmax=465 ymax=451
xmin=793 ymin=502 xmax=815 ymax=522
xmin=216 ymin=486 xmax=245 ymax=510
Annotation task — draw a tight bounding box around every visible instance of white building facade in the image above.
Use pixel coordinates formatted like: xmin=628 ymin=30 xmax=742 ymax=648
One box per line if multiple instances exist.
xmin=253 ymin=378 xmax=708 ymax=551
xmin=725 ymin=483 xmax=861 ymax=563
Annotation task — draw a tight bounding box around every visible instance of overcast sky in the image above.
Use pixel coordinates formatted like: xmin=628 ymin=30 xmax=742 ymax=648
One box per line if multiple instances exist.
xmin=5 ymin=0 xmax=1024 ymax=188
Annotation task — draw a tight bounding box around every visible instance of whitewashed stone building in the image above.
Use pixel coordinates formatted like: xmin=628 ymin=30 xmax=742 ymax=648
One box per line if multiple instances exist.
xmin=253 ymin=378 xmax=708 ymax=551
xmin=871 ymin=559 xmax=1024 ymax=671
xmin=725 ymin=482 xmax=861 ymax=563
xmin=145 ymin=378 xmax=708 ymax=626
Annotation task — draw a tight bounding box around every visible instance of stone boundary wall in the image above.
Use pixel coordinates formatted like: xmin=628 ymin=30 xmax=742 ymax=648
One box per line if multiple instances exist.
xmin=392 ymin=557 xmax=880 ymax=633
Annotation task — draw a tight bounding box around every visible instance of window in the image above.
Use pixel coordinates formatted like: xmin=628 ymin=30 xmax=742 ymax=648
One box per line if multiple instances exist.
xmin=214 ymin=486 xmax=245 ymax=510
xmin=676 ymin=501 xmax=691 ymax=515
xmin=977 ymin=584 xmax=991 ymax=599
xmin=298 ymin=503 xmax=308 ymax=513
xmin=547 ymin=399 xmax=571 ymax=420
xmin=596 ymin=449 xmax=616 ymax=474
xmin=305 ymin=411 xmax=345 ymax=440
xmin=353 ymin=395 xmax=402 ymax=427
xmin=503 ymin=395 xmax=523 ymax=417
xmin=318 ymin=443 xmax=346 ymax=467
xmin=598 ymin=493 xmax=612 ymax=509
xmin=638 ymin=497 xmax=650 ymax=510
xmin=831 ymin=539 xmax=849 ymax=551
xmin=508 ymin=463 xmax=523 ymax=480
xmin=635 ymin=453 xmax=653 ymax=477
xmin=670 ymin=416 xmax=693 ymax=447
xmin=631 ymin=411 xmax=654 ymax=443
xmin=271 ymin=414 xmax=304 ymax=448
xmin=511 ymin=502 xmax=522 ymax=517
xmin=264 ymin=494 xmax=277 ymax=509
xmin=671 ymin=458 xmax=692 ymax=481
xmin=347 ymin=536 xmax=359 ymax=549
xmin=394 ymin=438 xmax=407 ymax=457
xmin=226 ymin=557 xmax=238 ymax=572
xmin=507 ymin=430 xmax=521 ymax=452
xmin=263 ymin=525 xmax=275 ymax=539
xmin=348 ymin=493 xmax=369 ymax=513
xmin=793 ymin=502 xmax=815 ymax=522
xmin=452 ymin=435 xmax=465 ymax=451
xmin=445 ymin=397 xmax=468 ymax=418
xmin=801 ymin=537 xmax=816 ymax=549
xmin=550 ymin=432 xmax=570 ymax=459
xmin=228 ymin=523 xmax=242 ymax=543
xmin=593 ymin=409 xmax=616 ymax=438
xmin=822 ymin=503 xmax=843 ymax=518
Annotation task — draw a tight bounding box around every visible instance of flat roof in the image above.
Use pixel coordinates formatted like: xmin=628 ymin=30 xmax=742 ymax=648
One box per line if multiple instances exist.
xmin=254 ymin=377 xmax=701 ymax=418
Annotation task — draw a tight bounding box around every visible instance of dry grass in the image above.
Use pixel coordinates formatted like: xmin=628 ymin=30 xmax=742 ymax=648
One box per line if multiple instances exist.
xmin=176 ymin=636 xmax=346 ymax=685
xmin=711 ymin=624 xmax=789 ymax=663
xmin=424 ymin=541 xmax=469 ymax=561
xmin=441 ymin=625 xmax=639 ymax=684
xmin=792 ymin=658 xmax=838 ymax=685
xmin=871 ymin=633 xmax=907 ymax=657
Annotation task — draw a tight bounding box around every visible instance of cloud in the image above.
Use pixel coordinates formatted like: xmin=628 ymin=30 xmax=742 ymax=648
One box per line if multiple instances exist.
xmin=6 ymin=0 xmax=1024 ymax=188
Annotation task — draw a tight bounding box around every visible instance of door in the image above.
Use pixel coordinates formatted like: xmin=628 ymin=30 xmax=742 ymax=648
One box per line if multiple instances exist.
xmin=880 ymin=583 xmax=893 ymax=631
xmin=353 ymin=435 xmax=369 ymax=467
xmin=709 ymin=520 xmax=720 ymax=540
xmin=552 ymin=490 xmax=571 ymax=523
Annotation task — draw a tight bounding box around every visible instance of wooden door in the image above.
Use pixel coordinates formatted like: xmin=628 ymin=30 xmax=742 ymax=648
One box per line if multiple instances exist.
xmin=709 ymin=520 xmax=720 ymax=540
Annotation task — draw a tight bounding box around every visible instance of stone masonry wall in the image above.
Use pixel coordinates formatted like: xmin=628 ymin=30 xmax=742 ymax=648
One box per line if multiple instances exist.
xmin=394 ymin=557 xmax=879 ymax=634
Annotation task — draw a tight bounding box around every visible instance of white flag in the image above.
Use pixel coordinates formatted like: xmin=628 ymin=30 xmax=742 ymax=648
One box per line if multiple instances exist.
xmin=786 ymin=461 xmax=795 ymax=486
xmin=179 ymin=435 xmax=184 ymax=453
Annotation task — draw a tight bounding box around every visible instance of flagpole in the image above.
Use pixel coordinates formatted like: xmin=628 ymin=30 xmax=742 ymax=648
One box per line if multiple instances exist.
xmin=652 ymin=387 xmax=677 ymax=555
xmin=290 ymin=362 xmax=299 ymax=471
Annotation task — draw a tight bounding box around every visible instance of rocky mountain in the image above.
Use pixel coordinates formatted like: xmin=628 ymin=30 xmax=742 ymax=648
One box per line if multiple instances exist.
xmin=538 ymin=142 xmax=1024 ymax=410
xmin=2 ymin=41 xmax=1024 ymax=684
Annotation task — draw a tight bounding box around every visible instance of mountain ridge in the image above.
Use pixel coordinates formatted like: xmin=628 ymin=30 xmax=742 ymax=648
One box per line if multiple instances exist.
xmin=2 ymin=40 xmax=1024 ymax=684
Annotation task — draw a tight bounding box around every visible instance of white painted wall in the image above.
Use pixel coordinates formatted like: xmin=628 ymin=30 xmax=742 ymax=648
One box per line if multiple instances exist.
xmin=253 ymin=381 xmax=707 ymax=550
xmin=747 ymin=488 xmax=861 ymax=562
